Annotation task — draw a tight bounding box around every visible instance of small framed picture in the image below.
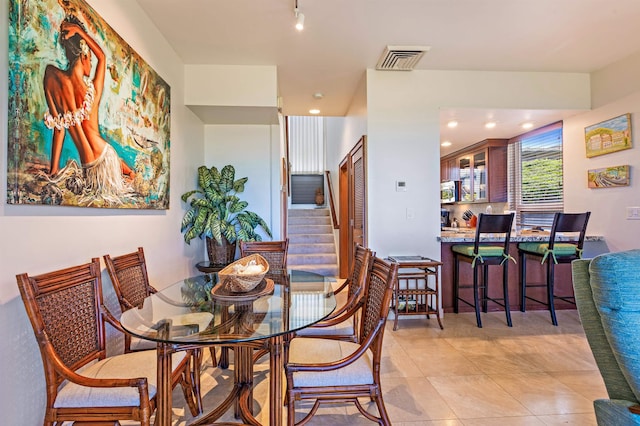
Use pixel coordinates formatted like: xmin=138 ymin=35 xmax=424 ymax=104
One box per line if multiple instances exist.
xmin=587 ymin=165 xmax=630 ymax=188
xmin=585 ymin=113 xmax=632 ymax=158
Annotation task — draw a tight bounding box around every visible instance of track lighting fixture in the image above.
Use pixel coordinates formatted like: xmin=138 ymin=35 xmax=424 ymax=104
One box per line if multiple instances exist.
xmin=294 ymin=0 xmax=305 ymax=31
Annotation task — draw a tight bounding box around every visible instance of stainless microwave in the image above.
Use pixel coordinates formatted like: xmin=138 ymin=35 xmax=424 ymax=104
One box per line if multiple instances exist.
xmin=440 ymin=181 xmax=460 ymax=203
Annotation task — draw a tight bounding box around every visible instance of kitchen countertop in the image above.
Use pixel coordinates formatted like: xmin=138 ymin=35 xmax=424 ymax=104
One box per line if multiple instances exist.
xmin=438 ymin=227 xmax=604 ymax=243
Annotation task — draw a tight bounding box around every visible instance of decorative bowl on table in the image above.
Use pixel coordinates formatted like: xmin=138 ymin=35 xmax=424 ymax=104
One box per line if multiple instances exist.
xmin=217 ymin=254 xmax=269 ymax=293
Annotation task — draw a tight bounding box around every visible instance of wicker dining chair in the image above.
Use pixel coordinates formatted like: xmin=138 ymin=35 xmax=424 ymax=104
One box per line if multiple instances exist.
xmin=239 ymin=239 xmax=289 ymax=276
xmin=16 ymin=258 xmax=198 ymax=426
xmin=237 ymin=239 xmax=290 ymax=364
xmin=295 ymin=243 xmax=374 ymax=342
xmin=285 ymin=256 xmax=399 ymax=426
xmin=104 ymin=247 xmax=207 ymax=412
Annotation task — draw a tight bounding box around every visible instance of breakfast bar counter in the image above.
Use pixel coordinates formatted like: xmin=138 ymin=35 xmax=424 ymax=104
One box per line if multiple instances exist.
xmin=438 ymin=229 xmax=606 ymax=314
xmin=439 ymin=227 xmax=604 ymax=243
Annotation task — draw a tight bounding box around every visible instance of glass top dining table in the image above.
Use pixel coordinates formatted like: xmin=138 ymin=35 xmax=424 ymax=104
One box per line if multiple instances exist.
xmin=120 ymin=269 xmax=337 ymax=426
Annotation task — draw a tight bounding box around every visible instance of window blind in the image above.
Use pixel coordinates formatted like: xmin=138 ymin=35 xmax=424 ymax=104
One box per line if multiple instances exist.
xmin=288 ymin=116 xmax=325 ymax=174
xmin=507 ymin=121 xmax=563 ymax=229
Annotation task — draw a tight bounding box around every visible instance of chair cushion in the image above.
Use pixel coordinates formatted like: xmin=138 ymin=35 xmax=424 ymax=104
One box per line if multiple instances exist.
xmin=55 ymin=350 xmax=187 ymax=408
xmin=288 ymin=337 xmax=373 ymax=387
xmin=518 ymin=242 xmax=578 ymax=257
xmin=589 ymin=249 xmax=640 ymax=404
xmin=451 ymin=245 xmax=505 ymax=257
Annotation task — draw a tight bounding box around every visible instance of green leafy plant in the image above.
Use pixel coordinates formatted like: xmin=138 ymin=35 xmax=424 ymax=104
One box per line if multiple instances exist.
xmin=180 ymin=165 xmax=272 ymax=245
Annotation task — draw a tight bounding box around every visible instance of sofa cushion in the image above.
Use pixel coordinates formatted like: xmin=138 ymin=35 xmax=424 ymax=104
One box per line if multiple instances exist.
xmin=589 ymin=249 xmax=640 ymax=404
xmin=593 ymin=399 xmax=640 ymax=426
xmin=573 ymin=258 xmax=637 ymax=402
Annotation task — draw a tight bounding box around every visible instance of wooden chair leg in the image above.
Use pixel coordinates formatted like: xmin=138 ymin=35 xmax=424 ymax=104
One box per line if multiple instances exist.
xmin=473 ymin=264 xmax=482 ymax=328
xmin=519 ymin=251 xmax=527 ymax=312
xmin=453 ymin=255 xmax=460 ymax=313
xmin=547 ymin=262 xmax=558 ymax=326
xmin=503 ymin=262 xmax=512 ymax=327
xmin=481 ymin=264 xmax=489 ymax=313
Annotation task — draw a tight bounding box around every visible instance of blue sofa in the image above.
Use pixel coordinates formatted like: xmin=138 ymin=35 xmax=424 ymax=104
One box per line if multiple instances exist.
xmin=572 ymin=249 xmax=640 ymax=425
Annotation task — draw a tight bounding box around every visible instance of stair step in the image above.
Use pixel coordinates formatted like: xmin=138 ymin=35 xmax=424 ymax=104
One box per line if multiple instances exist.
xmin=288 ymin=234 xmax=334 ymax=244
xmin=289 ymin=224 xmax=333 ymax=234
xmin=289 ymin=263 xmax=339 ymax=278
xmin=288 ymin=253 xmax=337 ymax=265
xmin=288 ymin=209 xmax=329 ymax=217
xmin=287 ymin=208 xmax=339 ymax=279
xmin=288 ymin=243 xmax=336 ymax=254
xmin=288 ymin=216 xmax=331 ymax=226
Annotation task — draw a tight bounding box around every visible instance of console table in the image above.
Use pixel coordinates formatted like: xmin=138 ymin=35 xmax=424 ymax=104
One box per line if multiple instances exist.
xmin=387 ymin=256 xmax=443 ymax=330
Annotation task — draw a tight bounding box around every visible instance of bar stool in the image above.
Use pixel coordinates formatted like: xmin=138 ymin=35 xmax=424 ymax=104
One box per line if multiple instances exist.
xmin=518 ymin=211 xmax=590 ymax=326
xmin=452 ymin=213 xmax=515 ymax=328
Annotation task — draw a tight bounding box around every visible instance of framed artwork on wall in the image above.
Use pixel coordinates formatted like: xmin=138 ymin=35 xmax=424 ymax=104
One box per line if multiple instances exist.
xmin=584 ymin=113 xmax=632 ymax=158
xmin=587 ymin=165 xmax=630 ymax=188
xmin=7 ymin=0 xmax=171 ymax=209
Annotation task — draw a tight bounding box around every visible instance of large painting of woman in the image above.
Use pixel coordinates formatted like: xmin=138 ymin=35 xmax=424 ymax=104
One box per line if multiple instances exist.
xmin=8 ymin=0 xmax=170 ymax=209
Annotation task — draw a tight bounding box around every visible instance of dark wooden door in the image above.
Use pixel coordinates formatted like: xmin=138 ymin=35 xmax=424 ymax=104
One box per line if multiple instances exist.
xmin=339 ymin=136 xmax=367 ymax=277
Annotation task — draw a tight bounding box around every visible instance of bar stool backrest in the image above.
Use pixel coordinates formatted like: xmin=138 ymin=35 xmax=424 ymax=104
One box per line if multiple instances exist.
xmin=471 ymin=213 xmax=515 ymax=254
xmin=548 ymin=212 xmax=591 ymax=251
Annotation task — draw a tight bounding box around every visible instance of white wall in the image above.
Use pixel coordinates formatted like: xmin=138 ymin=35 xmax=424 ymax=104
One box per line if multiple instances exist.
xmin=363 ymin=69 xmax=591 ymax=260
xmin=563 ymin=93 xmax=640 ymax=252
xmin=0 ymin=1 xmax=204 ymax=424
xmin=591 ymin=50 xmax=640 ymax=108
xmin=203 ymin=124 xmax=283 ymax=241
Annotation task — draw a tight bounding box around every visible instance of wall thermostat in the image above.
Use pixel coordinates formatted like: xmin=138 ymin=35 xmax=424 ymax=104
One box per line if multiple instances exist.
xmin=396 ymin=181 xmax=407 ymax=192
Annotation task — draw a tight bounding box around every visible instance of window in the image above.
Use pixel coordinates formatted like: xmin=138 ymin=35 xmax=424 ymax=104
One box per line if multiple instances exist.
xmin=507 ymin=122 xmax=563 ymax=229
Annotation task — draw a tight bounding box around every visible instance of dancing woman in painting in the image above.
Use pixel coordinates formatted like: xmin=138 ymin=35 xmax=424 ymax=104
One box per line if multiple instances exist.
xmin=43 ymin=14 xmax=134 ymax=204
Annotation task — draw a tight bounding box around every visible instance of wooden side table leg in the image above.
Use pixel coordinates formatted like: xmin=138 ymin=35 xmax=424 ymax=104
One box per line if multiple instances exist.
xmin=393 ymin=278 xmax=400 ymax=331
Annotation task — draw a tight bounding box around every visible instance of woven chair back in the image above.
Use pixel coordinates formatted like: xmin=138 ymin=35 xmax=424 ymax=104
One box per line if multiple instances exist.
xmin=359 ymin=256 xmax=399 ymax=344
xmin=239 ymin=239 xmax=289 ymax=276
xmin=104 ymin=247 xmax=153 ymax=310
xmin=16 ymin=259 xmax=105 ymax=386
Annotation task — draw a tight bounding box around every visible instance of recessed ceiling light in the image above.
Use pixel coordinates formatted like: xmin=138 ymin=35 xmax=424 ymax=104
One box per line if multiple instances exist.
xmin=447 ymin=120 xmax=458 ymax=128
xmin=441 ymin=141 xmax=452 ymax=147
xmin=521 ymin=122 xmax=534 ymax=129
xmin=485 ymin=121 xmax=497 ymax=129
xmin=313 ymin=92 xmax=324 ymax=99
xmin=309 ymin=109 xmax=320 ymax=114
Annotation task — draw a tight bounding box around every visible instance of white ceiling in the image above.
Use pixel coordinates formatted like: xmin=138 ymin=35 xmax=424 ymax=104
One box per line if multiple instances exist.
xmin=135 ymin=0 xmax=640 ymax=155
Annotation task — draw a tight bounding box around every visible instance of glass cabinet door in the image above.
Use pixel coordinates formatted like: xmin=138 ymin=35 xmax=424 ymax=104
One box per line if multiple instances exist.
xmin=473 ymin=151 xmax=487 ymax=201
xmin=458 ymin=157 xmax=472 ymax=201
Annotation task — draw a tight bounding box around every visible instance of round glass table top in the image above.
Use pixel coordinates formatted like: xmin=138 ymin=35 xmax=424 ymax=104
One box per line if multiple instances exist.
xmin=120 ymin=270 xmax=337 ymax=345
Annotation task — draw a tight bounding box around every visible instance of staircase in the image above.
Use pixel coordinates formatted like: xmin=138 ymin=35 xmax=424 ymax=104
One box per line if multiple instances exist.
xmin=287 ymin=208 xmax=339 ymax=278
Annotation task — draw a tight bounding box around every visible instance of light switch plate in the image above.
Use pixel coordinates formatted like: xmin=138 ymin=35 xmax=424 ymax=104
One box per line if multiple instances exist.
xmin=627 ymin=207 xmax=640 ymax=220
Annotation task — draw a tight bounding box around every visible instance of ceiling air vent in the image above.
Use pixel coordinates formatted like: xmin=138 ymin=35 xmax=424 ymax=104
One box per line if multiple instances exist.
xmin=376 ymin=45 xmax=431 ymax=71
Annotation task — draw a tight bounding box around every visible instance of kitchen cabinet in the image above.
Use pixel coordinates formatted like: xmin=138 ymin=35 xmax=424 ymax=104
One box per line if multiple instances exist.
xmin=442 ymin=139 xmax=507 ymax=203
xmin=440 ymin=158 xmax=459 ymax=182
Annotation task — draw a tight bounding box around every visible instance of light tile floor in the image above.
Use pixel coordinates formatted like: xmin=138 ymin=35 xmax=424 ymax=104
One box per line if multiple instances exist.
xmin=168 ymin=309 xmax=606 ymax=425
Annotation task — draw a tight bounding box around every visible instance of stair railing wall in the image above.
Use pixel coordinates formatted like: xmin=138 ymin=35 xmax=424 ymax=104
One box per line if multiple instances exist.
xmin=325 ymin=170 xmax=338 ymax=229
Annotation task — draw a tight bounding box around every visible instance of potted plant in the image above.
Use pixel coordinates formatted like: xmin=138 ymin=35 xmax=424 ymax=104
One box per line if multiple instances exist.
xmin=180 ymin=165 xmax=272 ymax=264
